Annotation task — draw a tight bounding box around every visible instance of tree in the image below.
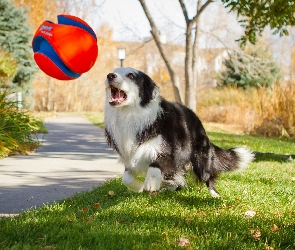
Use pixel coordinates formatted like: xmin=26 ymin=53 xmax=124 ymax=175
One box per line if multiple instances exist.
xmin=138 ymin=0 xmax=295 ymax=112
xmin=219 ymin=47 xmax=280 ymax=89
xmin=0 ymin=0 xmax=37 ymax=96
xmin=0 ymin=50 xmax=17 ymax=85
xmin=224 ymin=0 xmax=295 ymax=45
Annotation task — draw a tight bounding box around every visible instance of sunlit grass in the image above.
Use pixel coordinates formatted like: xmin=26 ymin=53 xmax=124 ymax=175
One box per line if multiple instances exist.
xmin=84 ymin=111 xmax=104 ymax=128
xmin=0 ymin=130 xmax=294 ymax=249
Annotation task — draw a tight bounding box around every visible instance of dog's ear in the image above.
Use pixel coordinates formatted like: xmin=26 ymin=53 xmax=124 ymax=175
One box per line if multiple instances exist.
xmin=138 ymin=71 xmax=158 ymax=107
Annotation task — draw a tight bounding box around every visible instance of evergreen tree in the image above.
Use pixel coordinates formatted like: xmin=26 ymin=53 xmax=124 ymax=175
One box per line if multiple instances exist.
xmin=0 ymin=0 xmax=37 ymax=96
xmin=219 ymin=47 xmax=281 ymax=89
xmin=0 ymin=49 xmax=17 ymax=85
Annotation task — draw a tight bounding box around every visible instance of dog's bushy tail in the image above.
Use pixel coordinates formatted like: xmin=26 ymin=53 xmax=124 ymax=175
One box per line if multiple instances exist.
xmin=213 ymin=144 xmax=255 ymax=172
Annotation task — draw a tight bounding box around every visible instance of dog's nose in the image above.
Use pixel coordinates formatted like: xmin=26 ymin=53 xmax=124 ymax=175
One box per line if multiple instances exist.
xmin=107 ymin=73 xmax=117 ymax=80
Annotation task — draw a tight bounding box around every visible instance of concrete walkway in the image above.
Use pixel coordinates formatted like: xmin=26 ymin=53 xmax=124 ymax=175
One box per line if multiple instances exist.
xmin=0 ymin=114 xmax=123 ymax=215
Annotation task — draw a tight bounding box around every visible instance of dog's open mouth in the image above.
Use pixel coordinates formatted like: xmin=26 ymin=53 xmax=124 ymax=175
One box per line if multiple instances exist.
xmin=109 ymin=85 xmax=127 ymax=106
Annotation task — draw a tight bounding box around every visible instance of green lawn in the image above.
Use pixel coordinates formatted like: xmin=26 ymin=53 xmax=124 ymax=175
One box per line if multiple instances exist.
xmin=0 ymin=118 xmax=294 ymax=249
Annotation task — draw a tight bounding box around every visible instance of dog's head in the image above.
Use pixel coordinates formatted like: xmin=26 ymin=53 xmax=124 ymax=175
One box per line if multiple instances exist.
xmin=105 ymin=67 xmax=159 ymax=108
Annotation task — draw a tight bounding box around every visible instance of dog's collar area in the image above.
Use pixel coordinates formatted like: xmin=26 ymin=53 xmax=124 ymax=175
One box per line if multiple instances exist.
xmin=109 ymin=85 xmax=127 ymax=106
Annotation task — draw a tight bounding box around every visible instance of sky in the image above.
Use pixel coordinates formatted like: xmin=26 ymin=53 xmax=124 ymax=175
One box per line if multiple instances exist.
xmin=83 ymin=0 xmax=294 ymax=72
xmin=91 ymin=0 xmax=244 ymax=49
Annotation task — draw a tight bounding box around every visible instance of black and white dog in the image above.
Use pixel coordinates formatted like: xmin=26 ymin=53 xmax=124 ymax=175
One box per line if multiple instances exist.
xmin=104 ymin=67 xmax=254 ymax=197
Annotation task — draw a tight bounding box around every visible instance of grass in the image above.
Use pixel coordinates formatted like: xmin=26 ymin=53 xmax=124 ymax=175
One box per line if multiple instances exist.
xmin=0 ymin=123 xmax=294 ymax=249
xmin=84 ymin=111 xmax=105 ymax=128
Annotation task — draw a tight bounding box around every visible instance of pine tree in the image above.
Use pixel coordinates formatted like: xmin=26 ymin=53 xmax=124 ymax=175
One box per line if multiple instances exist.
xmin=0 ymin=50 xmax=17 ymax=85
xmin=0 ymin=0 xmax=37 ymax=96
xmin=219 ymin=47 xmax=281 ymax=89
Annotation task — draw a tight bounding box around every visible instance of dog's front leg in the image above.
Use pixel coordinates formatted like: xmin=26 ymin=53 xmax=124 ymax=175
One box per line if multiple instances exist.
xmin=122 ymin=170 xmax=144 ymax=192
xmin=143 ymin=167 xmax=162 ymax=192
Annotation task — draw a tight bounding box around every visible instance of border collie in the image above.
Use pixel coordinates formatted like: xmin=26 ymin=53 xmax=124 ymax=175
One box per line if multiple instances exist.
xmin=104 ymin=67 xmax=254 ymax=197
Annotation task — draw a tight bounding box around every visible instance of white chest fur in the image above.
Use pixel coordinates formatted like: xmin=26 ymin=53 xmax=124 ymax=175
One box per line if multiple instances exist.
xmin=105 ymin=101 xmax=163 ymax=174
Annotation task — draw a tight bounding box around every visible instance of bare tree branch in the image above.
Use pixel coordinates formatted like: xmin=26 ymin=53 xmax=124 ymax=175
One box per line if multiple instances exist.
xmin=178 ymin=0 xmax=189 ymax=25
xmin=138 ymin=0 xmax=182 ymax=103
xmin=192 ymin=0 xmax=212 ymax=23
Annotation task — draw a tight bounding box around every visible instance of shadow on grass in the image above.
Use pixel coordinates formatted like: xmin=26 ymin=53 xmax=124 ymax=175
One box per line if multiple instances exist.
xmin=254 ymin=151 xmax=295 ymax=163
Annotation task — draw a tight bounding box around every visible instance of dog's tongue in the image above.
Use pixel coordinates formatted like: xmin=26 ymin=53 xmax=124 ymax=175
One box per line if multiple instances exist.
xmin=110 ymin=91 xmax=124 ymax=104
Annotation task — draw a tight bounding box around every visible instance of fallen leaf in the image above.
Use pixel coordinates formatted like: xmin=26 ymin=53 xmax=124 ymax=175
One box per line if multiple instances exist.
xmin=108 ymin=191 xmax=115 ymax=196
xmin=271 ymin=224 xmax=280 ymax=232
xmin=178 ymin=237 xmax=190 ymax=247
xmin=81 ymin=207 xmax=89 ymax=213
xmin=93 ymin=203 xmax=100 ymax=209
xmin=66 ymin=215 xmax=72 ymax=222
xmin=250 ymin=229 xmax=261 ymax=241
xmin=265 ymin=246 xmax=274 ymax=250
xmin=244 ymin=210 xmax=256 ymax=218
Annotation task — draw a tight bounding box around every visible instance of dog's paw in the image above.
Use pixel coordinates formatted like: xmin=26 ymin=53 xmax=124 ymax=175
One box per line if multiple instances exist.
xmin=209 ymin=189 xmax=220 ymax=198
xmin=143 ymin=167 xmax=162 ymax=192
xmin=122 ymin=171 xmax=143 ymax=193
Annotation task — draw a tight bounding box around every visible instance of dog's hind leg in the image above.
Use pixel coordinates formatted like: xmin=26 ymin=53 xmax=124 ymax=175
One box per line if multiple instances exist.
xmin=122 ymin=170 xmax=144 ymax=192
xmin=206 ymin=178 xmax=220 ymax=198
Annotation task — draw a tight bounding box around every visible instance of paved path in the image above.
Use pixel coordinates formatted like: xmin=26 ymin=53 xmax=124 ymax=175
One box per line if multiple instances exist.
xmin=0 ymin=114 xmax=123 ymax=215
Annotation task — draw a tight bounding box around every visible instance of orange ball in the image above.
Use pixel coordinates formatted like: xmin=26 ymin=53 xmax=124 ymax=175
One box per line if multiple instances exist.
xmin=32 ymin=14 xmax=98 ymax=80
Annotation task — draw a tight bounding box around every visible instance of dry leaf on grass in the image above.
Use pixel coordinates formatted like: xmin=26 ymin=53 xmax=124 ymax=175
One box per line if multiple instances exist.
xmin=178 ymin=237 xmax=190 ymax=247
xmin=244 ymin=210 xmax=256 ymax=218
xmin=271 ymin=224 xmax=280 ymax=232
xmin=81 ymin=207 xmax=89 ymax=213
xmin=250 ymin=229 xmax=261 ymax=241
xmin=108 ymin=191 xmax=115 ymax=196
xmin=265 ymin=246 xmax=274 ymax=250
xmin=65 ymin=215 xmax=72 ymax=222
xmin=93 ymin=203 xmax=100 ymax=209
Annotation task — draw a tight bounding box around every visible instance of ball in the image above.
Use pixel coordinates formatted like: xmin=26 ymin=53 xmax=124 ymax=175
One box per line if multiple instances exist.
xmin=32 ymin=14 xmax=98 ymax=80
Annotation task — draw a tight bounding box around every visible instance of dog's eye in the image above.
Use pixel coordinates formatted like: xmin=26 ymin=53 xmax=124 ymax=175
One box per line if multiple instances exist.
xmin=126 ymin=73 xmax=134 ymax=79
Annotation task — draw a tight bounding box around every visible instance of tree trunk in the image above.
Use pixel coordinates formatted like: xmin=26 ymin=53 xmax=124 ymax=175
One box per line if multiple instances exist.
xmin=192 ymin=0 xmax=202 ymax=106
xmin=138 ymin=0 xmax=183 ymax=104
xmin=138 ymin=0 xmax=211 ymax=110
xmin=184 ymin=22 xmax=196 ymax=110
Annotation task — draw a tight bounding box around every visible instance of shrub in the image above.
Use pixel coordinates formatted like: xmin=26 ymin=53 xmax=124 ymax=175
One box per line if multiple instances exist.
xmin=219 ymin=47 xmax=280 ymax=89
xmin=0 ymin=50 xmax=18 ymax=85
xmin=197 ymin=80 xmax=295 ymax=137
xmin=0 ymin=91 xmax=40 ymax=157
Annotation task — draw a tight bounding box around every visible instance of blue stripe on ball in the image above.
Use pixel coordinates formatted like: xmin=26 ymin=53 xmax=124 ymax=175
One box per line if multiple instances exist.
xmin=33 ymin=36 xmax=81 ymax=79
xmin=58 ymin=15 xmax=97 ymax=40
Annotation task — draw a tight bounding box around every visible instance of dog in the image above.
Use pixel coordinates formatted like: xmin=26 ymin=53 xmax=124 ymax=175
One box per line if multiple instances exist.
xmin=104 ymin=67 xmax=254 ymax=197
